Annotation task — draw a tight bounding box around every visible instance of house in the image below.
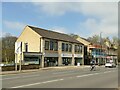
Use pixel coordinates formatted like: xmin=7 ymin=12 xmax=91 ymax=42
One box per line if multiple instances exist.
xmin=72 ymin=36 xmax=107 ymax=65
xmin=104 ymin=41 xmax=118 ymax=64
xmin=15 ymin=25 xmax=84 ymax=68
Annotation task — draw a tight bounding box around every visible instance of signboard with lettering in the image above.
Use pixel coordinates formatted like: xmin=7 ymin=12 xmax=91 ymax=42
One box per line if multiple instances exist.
xmin=15 ymin=42 xmax=22 ymax=54
xmin=61 ymin=53 xmax=72 ymax=57
xmin=74 ymin=54 xmax=83 ymax=58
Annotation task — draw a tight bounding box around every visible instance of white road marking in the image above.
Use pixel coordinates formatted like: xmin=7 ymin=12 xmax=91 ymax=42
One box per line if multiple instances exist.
xmin=1 ymin=74 xmax=40 ymax=80
xmin=6 ymin=70 xmax=116 ymax=88
xmin=11 ymin=79 xmax=64 ymax=88
xmin=77 ymin=73 xmax=99 ymax=78
xmin=77 ymin=70 xmax=116 ymax=78
xmin=53 ymin=71 xmax=75 ymax=74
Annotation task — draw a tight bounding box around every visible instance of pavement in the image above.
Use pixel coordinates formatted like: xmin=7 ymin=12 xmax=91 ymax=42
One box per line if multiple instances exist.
xmin=0 ymin=65 xmax=91 ymax=75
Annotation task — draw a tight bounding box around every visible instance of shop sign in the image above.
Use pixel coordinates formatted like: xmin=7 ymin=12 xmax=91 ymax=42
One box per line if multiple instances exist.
xmin=74 ymin=54 xmax=83 ymax=57
xmin=45 ymin=53 xmax=58 ymax=57
xmin=61 ymin=53 xmax=72 ymax=57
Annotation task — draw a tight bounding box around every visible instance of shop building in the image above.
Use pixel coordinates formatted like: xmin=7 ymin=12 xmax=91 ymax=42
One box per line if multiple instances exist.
xmin=74 ymin=36 xmax=91 ymax=65
xmin=15 ymin=25 xmax=84 ymax=68
xmin=88 ymin=44 xmax=106 ymax=65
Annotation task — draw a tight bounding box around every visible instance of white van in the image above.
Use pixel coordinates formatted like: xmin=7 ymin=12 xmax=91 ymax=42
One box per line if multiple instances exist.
xmin=105 ymin=60 xmax=116 ymax=68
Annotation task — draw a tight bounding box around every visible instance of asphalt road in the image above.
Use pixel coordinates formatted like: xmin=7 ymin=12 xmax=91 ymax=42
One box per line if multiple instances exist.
xmin=1 ymin=66 xmax=118 ymax=88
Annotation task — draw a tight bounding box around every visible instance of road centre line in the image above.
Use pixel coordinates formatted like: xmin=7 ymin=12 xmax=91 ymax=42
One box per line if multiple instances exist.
xmin=76 ymin=73 xmax=99 ymax=78
xmin=1 ymin=69 xmax=116 ymax=81
xmin=10 ymin=70 xmax=116 ymax=88
xmin=11 ymin=79 xmax=64 ymax=88
xmin=77 ymin=70 xmax=116 ymax=78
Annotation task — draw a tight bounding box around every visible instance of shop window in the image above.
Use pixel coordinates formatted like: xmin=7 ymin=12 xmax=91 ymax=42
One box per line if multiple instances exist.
xmin=45 ymin=41 xmax=49 ymax=50
xmin=24 ymin=56 xmax=39 ymax=65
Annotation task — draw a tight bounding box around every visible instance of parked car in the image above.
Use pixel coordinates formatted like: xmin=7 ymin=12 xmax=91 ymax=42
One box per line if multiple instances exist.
xmin=105 ymin=62 xmax=116 ymax=68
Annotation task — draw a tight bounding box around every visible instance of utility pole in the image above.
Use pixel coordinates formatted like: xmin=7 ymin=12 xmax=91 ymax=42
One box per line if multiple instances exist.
xmin=15 ymin=54 xmax=17 ymax=71
xmin=19 ymin=42 xmax=22 ymax=72
xmin=100 ymin=32 xmax=102 ymax=65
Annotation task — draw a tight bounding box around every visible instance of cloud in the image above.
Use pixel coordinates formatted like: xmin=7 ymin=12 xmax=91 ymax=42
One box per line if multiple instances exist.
xmin=32 ymin=2 xmax=118 ymax=38
xmin=3 ymin=20 xmax=26 ymax=37
xmin=2 ymin=0 xmax=119 ymax=2
xmin=51 ymin=26 xmax=68 ymax=34
xmin=78 ymin=18 xmax=118 ymax=38
xmin=32 ymin=2 xmax=117 ymax=17
xmin=33 ymin=2 xmax=80 ymax=16
xmin=3 ymin=20 xmax=26 ymax=31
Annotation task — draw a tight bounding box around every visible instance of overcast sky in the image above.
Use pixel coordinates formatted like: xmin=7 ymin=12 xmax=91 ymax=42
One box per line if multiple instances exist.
xmin=1 ymin=0 xmax=119 ymax=39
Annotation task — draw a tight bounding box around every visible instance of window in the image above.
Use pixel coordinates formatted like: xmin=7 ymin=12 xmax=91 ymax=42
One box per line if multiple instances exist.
xmin=62 ymin=43 xmax=65 ymax=51
xmin=69 ymin=44 xmax=72 ymax=52
xmin=77 ymin=45 xmax=79 ymax=52
xmin=45 ymin=41 xmax=49 ymax=50
xmin=50 ymin=41 xmax=54 ymax=50
xmin=45 ymin=40 xmax=58 ymax=51
xmin=75 ymin=45 xmax=77 ymax=52
xmin=75 ymin=45 xmax=82 ymax=53
xmin=66 ymin=44 xmax=68 ymax=51
xmin=80 ymin=46 xmax=82 ymax=53
xmin=25 ymin=43 xmax=28 ymax=52
xmin=54 ymin=42 xmax=58 ymax=51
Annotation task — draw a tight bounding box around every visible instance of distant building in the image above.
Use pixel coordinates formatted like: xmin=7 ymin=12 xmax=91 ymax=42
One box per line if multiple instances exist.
xmin=15 ymin=25 xmax=84 ymax=68
xmin=73 ymin=36 xmax=107 ymax=65
xmin=74 ymin=36 xmax=91 ymax=65
xmin=104 ymin=41 xmax=118 ymax=64
xmin=88 ymin=44 xmax=106 ymax=65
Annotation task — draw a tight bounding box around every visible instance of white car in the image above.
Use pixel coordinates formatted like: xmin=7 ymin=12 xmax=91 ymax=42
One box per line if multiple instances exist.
xmin=105 ymin=62 xmax=116 ymax=68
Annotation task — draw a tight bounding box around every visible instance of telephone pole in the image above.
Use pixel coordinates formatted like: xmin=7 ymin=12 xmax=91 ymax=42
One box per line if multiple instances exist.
xmin=100 ymin=32 xmax=102 ymax=65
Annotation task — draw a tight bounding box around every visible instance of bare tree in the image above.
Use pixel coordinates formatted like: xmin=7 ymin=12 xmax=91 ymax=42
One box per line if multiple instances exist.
xmin=87 ymin=35 xmax=100 ymax=44
xmin=2 ymin=33 xmax=17 ymax=63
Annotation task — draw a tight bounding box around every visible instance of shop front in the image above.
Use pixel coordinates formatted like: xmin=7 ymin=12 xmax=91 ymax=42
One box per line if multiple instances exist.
xmin=44 ymin=53 xmax=58 ymax=67
xmin=74 ymin=54 xmax=83 ymax=65
xmin=106 ymin=55 xmax=118 ymax=65
xmin=61 ymin=53 xmax=72 ymax=66
xmin=93 ymin=55 xmax=106 ymax=65
xmin=23 ymin=52 xmax=42 ymax=65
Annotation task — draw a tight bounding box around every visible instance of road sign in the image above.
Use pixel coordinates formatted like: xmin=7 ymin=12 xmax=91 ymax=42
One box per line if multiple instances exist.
xmin=15 ymin=42 xmax=22 ymax=54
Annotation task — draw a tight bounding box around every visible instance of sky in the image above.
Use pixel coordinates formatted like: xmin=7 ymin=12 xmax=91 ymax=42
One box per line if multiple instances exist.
xmin=1 ymin=0 xmax=119 ymax=39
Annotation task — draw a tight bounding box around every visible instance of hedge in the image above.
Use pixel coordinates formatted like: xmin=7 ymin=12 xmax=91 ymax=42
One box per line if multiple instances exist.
xmin=2 ymin=64 xmax=40 ymax=71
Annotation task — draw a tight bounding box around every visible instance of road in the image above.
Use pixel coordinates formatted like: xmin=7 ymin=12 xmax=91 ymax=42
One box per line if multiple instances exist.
xmin=1 ymin=66 xmax=118 ymax=88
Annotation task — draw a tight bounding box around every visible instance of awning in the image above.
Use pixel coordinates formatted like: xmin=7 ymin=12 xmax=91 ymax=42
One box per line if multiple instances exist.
xmin=24 ymin=52 xmax=42 ymax=56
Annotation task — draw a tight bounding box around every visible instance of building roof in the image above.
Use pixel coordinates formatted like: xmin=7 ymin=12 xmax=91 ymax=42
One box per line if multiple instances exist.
xmin=80 ymin=37 xmax=91 ymax=43
xmin=28 ymin=25 xmax=82 ymax=44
